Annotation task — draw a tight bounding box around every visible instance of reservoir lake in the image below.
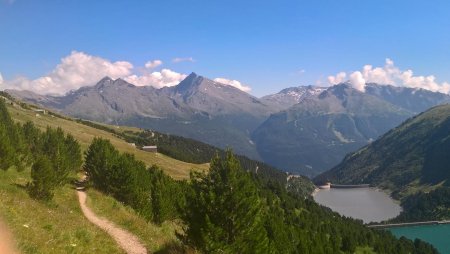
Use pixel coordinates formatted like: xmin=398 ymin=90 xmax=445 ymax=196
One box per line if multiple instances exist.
xmin=313 ymin=187 xmax=401 ymax=223
xmin=314 ymin=188 xmax=450 ymax=252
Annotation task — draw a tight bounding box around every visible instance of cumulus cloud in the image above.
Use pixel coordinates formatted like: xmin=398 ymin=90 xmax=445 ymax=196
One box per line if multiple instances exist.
xmin=349 ymin=71 xmax=366 ymax=92
xmin=172 ymin=57 xmax=195 ymax=63
xmin=124 ymin=69 xmax=187 ymax=88
xmin=1 ymin=51 xmax=133 ymax=95
xmin=214 ymin=78 xmax=252 ymax=92
xmin=327 ymin=58 xmax=450 ymax=94
xmin=144 ymin=60 xmax=163 ymax=69
xmin=0 ymin=73 xmax=3 ymax=84
xmin=327 ymin=72 xmax=346 ymax=85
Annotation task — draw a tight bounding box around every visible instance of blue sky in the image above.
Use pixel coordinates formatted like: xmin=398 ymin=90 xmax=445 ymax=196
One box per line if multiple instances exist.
xmin=1 ymin=0 xmax=450 ymax=96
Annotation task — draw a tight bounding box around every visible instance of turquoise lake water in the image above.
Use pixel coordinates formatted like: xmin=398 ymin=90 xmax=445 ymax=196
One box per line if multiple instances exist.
xmin=390 ymin=224 xmax=450 ymax=254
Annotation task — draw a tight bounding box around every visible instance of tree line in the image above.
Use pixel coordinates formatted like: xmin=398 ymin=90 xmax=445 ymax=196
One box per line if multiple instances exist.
xmin=75 ymin=119 xmax=311 ymax=195
xmin=0 ymin=99 xmax=82 ymax=200
xmin=84 ymin=137 xmax=184 ymax=224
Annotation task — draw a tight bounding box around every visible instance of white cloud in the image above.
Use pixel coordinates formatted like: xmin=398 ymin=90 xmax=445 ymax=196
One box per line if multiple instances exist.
xmin=0 ymin=73 xmax=3 ymax=84
xmin=326 ymin=58 xmax=450 ymax=94
xmin=349 ymin=71 xmax=366 ymax=92
xmin=1 ymin=51 xmax=133 ymax=95
xmin=124 ymin=69 xmax=187 ymax=88
xmin=327 ymin=72 xmax=346 ymax=85
xmin=144 ymin=60 xmax=163 ymax=69
xmin=214 ymin=78 xmax=252 ymax=92
xmin=172 ymin=57 xmax=195 ymax=63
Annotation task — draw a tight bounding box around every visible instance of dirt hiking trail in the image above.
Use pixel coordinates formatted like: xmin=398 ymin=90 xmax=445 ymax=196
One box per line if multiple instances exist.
xmin=77 ymin=190 xmax=147 ymax=254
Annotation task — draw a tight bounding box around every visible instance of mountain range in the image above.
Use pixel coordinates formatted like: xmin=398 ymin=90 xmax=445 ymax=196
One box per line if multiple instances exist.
xmin=7 ymin=73 xmax=450 ymax=176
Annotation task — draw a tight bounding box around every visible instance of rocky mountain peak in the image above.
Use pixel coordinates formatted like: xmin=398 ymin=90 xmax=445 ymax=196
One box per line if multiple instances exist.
xmin=173 ymin=72 xmax=204 ymax=93
xmin=95 ymin=76 xmax=114 ymax=88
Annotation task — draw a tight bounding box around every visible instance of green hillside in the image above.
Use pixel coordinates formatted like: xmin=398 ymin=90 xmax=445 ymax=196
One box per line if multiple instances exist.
xmin=4 ymin=98 xmax=208 ymax=179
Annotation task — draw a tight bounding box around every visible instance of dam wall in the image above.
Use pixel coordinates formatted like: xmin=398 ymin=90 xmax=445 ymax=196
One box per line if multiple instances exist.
xmin=330 ymin=184 xmax=370 ymax=189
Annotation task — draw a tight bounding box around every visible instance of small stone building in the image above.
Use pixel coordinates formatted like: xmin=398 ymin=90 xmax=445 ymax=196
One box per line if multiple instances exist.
xmin=142 ymin=145 xmax=157 ymax=153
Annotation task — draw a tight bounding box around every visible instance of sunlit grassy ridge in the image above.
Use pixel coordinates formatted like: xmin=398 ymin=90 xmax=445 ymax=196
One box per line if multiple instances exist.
xmin=6 ymin=103 xmax=208 ymax=179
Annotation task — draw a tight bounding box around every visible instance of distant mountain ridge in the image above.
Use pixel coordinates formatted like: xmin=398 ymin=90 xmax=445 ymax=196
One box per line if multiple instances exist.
xmin=252 ymin=83 xmax=413 ymax=175
xmin=314 ymin=103 xmax=450 ymax=199
xmin=260 ymin=85 xmax=327 ymax=111
xmin=7 ymin=74 xmax=450 ymax=176
xmin=365 ymin=83 xmax=450 ymax=113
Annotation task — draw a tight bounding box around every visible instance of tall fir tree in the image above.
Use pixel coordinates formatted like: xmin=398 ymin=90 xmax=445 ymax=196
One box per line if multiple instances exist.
xmin=181 ymin=151 xmax=270 ymax=253
xmin=22 ymin=121 xmax=42 ymax=163
xmin=40 ymin=127 xmax=81 ymax=185
xmin=83 ymin=137 xmax=119 ymax=191
xmin=0 ymin=99 xmax=25 ymax=170
xmin=28 ymin=155 xmax=57 ymax=201
xmin=64 ymin=134 xmax=82 ymax=172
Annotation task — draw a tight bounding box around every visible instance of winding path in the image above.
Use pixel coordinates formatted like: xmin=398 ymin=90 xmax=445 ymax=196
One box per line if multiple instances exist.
xmin=77 ymin=190 xmax=147 ymax=254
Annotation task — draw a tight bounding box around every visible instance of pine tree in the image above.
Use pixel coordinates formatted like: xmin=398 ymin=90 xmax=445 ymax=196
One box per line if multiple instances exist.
xmin=181 ymin=150 xmax=270 ymax=253
xmin=28 ymin=156 xmax=57 ymax=201
xmin=40 ymin=127 xmax=81 ymax=185
xmin=64 ymin=134 xmax=82 ymax=172
xmin=149 ymin=165 xmax=180 ymax=224
xmin=0 ymin=99 xmax=25 ymax=170
xmin=22 ymin=121 xmax=42 ymax=163
xmin=0 ymin=125 xmax=15 ymax=170
xmin=149 ymin=166 xmax=165 ymax=224
xmin=83 ymin=138 xmax=119 ymax=191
